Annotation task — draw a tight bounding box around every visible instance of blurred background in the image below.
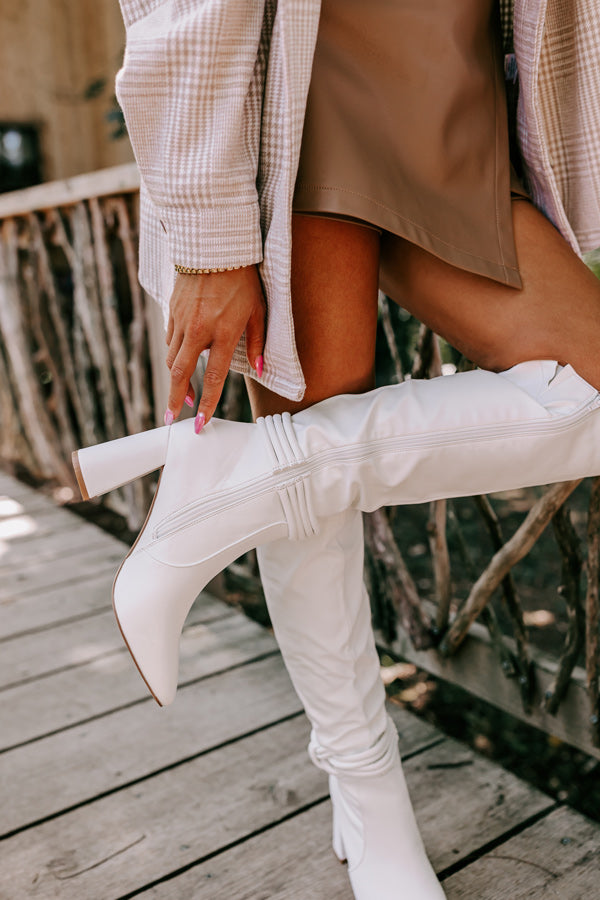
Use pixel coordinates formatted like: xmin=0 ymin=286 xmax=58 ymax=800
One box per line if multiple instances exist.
xmin=1 ymin=0 xmax=600 ymax=849
xmin=1 ymin=0 xmax=131 ymax=191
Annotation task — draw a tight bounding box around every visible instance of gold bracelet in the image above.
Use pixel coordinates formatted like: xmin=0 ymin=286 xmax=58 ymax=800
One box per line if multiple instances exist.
xmin=174 ymin=263 xmax=246 ymax=275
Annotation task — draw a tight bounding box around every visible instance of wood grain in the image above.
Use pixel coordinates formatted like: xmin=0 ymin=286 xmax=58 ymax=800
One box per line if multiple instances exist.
xmin=0 ymin=521 xmax=123 ymax=572
xmin=137 ymin=801 xmax=354 ymax=900
xmin=0 ymin=612 xmax=275 ymax=750
xmin=381 ymin=613 xmax=600 ymax=761
xmin=0 ymin=596 xmax=233 ymax=689
xmin=4 ymin=730 xmax=553 ymax=900
xmin=0 ymin=543 xmax=125 ymax=602
xmin=444 ymin=805 xmax=600 ymax=899
xmin=1 ymin=570 xmax=117 ymax=639
xmin=1 ymin=716 xmax=322 ymax=899
xmin=0 ymin=655 xmax=303 ymax=835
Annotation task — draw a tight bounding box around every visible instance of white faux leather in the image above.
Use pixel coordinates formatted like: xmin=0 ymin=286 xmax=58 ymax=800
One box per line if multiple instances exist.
xmin=291 ymin=360 xmax=600 ymax=516
xmin=259 ymin=512 xmax=445 ymax=898
xmin=77 ymin=425 xmax=170 ymax=500
xmin=111 ymin=417 xmax=289 ymax=706
xmin=78 ymin=359 xmax=600 ymax=707
xmin=258 ymin=510 xmax=387 ymax=755
xmin=326 ymin=720 xmax=446 ymax=899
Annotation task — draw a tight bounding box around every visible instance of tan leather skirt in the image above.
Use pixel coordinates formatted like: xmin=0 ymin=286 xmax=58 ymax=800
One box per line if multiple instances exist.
xmin=292 ymin=0 xmax=526 ymax=292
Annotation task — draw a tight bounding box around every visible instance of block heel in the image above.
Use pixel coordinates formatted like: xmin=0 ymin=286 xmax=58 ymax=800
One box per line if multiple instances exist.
xmin=73 ymin=425 xmax=171 ymax=500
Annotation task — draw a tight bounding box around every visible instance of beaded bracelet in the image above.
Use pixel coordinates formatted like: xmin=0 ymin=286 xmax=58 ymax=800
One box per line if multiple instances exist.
xmin=174 ymin=263 xmax=246 ymax=275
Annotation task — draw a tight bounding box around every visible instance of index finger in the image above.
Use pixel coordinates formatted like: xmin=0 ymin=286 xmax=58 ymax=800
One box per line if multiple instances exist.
xmin=166 ymin=338 xmax=203 ymax=423
xmin=194 ymin=343 xmax=234 ymax=433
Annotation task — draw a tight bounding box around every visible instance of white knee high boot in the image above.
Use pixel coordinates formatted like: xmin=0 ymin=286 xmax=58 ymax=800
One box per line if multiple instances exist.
xmin=318 ymin=718 xmax=445 ymax=899
xmin=73 ymin=359 xmax=600 ymax=705
xmin=258 ymin=511 xmax=386 ymax=755
xmin=258 ymin=510 xmax=445 ymax=898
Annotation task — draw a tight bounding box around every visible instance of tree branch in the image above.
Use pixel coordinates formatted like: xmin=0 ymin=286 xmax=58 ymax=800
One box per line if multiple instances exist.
xmin=440 ymin=480 xmax=582 ymax=656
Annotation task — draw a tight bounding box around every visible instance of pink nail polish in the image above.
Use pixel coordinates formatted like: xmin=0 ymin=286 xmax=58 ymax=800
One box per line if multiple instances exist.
xmin=255 ymin=355 xmax=264 ymax=378
xmin=194 ymin=412 xmax=206 ymax=434
xmin=184 ymin=394 xmax=194 ymax=408
xmin=164 ymin=408 xmax=174 ymax=426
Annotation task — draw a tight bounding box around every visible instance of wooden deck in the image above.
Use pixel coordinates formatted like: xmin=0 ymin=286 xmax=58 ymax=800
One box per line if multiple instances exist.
xmin=1 ymin=470 xmax=599 ymax=899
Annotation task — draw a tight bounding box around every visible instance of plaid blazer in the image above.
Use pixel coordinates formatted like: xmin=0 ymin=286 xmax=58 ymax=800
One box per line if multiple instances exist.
xmin=116 ymin=0 xmax=600 ymax=402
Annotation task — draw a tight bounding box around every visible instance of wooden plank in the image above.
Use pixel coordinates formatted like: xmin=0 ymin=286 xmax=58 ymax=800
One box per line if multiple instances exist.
xmin=0 ymin=471 xmax=51 ymax=503
xmin=400 ymin=739 xmax=554 ymax=874
xmin=0 ymin=708 xmax=439 ymax=897
xmin=0 ymin=654 xmax=302 ymax=835
xmin=0 ymin=611 xmax=276 ymax=750
xmin=0 ymin=503 xmax=80 ymax=541
xmin=0 ymin=542 xmax=125 ymax=601
xmin=134 ymin=738 xmax=557 ymax=900
xmin=0 ymin=509 xmax=53 ymax=548
xmin=0 ymin=607 xmax=125 ymax=687
xmin=0 ymin=163 xmax=140 ymax=218
xmin=0 ymin=475 xmax=135 ymax=563
xmin=1 ymin=570 xmax=116 ymax=639
xmin=0 ymin=594 xmax=236 ymax=689
xmin=0 ymin=474 xmax=126 ymax=559
xmin=1 ymin=568 xmax=228 ymax=641
xmin=0 ymin=474 xmax=96 ymax=525
xmin=0 ymin=665 xmax=437 ymax=840
xmin=0 ymin=490 xmax=60 ymax=518
xmin=0 ymin=505 xmax=113 ymax=569
xmin=0 ymin=716 xmax=323 ymax=899
xmin=2 ymin=723 xmax=555 ymax=898
xmin=379 ymin=614 xmax=600 ymax=761
xmin=444 ymin=806 xmax=600 ymax=898
xmin=0 ymin=519 xmax=124 ymax=571
xmin=139 ymin=802 xmax=354 ymax=900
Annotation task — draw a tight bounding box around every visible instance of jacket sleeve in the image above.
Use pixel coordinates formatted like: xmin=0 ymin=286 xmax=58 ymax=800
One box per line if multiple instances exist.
xmin=115 ymin=0 xmax=266 ymax=270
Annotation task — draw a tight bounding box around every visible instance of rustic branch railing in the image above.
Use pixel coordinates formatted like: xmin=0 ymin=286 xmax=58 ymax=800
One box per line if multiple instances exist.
xmin=0 ymin=164 xmax=158 ymax=530
xmin=1 ymin=164 xmax=600 ymax=758
xmin=373 ymin=293 xmax=600 ymax=758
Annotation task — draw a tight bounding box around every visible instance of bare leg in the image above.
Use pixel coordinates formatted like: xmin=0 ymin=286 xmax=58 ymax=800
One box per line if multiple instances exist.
xmin=382 ymin=199 xmax=600 ymax=387
xmin=247 ymin=212 xmax=380 ymax=417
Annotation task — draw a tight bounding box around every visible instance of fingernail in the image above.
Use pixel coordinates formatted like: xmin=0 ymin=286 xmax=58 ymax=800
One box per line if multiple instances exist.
xmin=164 ymin=408 xmax=174 ymax=426
xmin=255 ymin=355 xmax=264 ymax=378
xmin=194 ymin=412 xmax=206 ymax=434
xmin=184 ymin=394 xmax=194 ymax=408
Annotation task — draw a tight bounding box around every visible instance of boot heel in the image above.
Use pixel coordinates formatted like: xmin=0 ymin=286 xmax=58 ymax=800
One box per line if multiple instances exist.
xmin=72 ymin=426 xmax=171 ymax=500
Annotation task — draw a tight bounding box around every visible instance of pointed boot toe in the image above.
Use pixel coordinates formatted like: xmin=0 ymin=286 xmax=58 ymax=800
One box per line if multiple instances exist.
xmin=112 ymin=548 xmax=198 ymax=706
xmin=77 ymin=417 xmax=290 ymax=705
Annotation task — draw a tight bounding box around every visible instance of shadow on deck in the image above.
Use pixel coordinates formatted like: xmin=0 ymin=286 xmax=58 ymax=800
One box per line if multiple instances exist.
xmin=0 ymin=470 xmax=598 ymax=898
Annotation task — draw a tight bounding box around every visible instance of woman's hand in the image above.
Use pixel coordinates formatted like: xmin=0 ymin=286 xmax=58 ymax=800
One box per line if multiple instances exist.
xmin=164 ymin=265 xmax=266 ymax=432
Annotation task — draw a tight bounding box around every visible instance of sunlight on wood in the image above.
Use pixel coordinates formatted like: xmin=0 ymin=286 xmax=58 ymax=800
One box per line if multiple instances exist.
xmin=0 ymin=496 xmax=24 ymax=518
xmin=0 ymin=514 xmax=37 ymax=542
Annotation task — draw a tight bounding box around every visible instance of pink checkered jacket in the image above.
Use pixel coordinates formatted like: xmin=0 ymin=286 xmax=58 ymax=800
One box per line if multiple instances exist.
xmin=116 ymin=0 xmax=600 ymax=402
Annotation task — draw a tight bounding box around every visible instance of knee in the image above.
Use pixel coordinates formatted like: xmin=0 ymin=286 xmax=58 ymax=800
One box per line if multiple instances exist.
xmin=474 ymin=330 xmax=565 ymax=374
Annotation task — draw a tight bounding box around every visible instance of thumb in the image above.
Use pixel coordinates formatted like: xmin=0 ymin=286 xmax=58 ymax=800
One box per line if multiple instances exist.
xmin=246 ymin=302 xmax=266 ymax=378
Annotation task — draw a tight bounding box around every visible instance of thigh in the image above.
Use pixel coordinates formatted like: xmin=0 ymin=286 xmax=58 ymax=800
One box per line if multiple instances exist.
xmin=382 ymin=198 xmax=600 ymax=378
xmin=247 ymin=213 xmax=380 ymax=418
